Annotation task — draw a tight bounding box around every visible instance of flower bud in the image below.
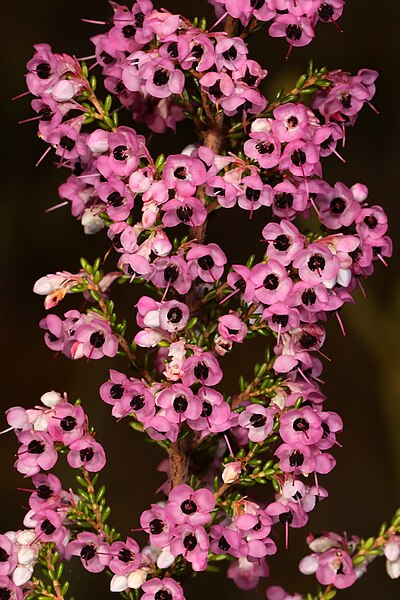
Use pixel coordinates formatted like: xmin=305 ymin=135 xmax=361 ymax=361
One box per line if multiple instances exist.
xmin=127 ymin=567 xmax=150 ymax=589
xmin=222 ymin=461 xmax=241 ymax=484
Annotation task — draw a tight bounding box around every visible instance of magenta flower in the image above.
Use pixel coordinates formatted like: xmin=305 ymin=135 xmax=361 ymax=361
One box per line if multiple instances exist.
xmin=244 ymin=132 xmax=281 ymax=169
xmin=187 ymin=388 xmax=232 ymax=435
xmin=73 ymin=315 xmax=118 ymax=360
xmin=227 ymin=556 xmax=269 ymax=591
xmin=108 ymin=538 xmax=141 ymax=575
xmin=170 ymin=524 xmax=209 ymax=571
xmin=187 ymin=243 xmax=227 ymax=283
xmin=15 ymin=431 xmax=58 ymax=477
xmin=47 ymin=401 xmax=85 ymax=445
xmin=293 ymin=243 xmax=340 ymax=287
xmin=156 ymin=384 xmax=202 ymax=424
xmin=218 ymin=314 xmax=248 ymax=343
xmin=181 ymin=351 xmax=223 ymax=387
xmin=165 ymin=484 xmax=214 ymax=526
xmin=140 ymin=505 xmax=175 ymax=548
xmin=279 ymin=407 xmax=323 ymax=446
xmin=67 ymin=436 xmax=106 ymax=472
xmin=163 ymin=155 xmax=207 ymax=196
xmin=0 ymin=535 xmax=17 ymax=576
xmin=66 ymin=532 xmax=110 ymax=573
xmin=33 ymin=509 xmax=66 ymax=545
xmin=141 ymin=577 xmax=186 ymax=600
xmin=238 ymin=405 xmax=274 ymax=443
xmin=251 ymin=260 xmax=293 ymax=305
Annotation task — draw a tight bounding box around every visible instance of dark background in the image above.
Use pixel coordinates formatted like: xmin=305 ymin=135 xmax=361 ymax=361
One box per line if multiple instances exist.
xmin=1 ymin=1 xmax=399 ymax=598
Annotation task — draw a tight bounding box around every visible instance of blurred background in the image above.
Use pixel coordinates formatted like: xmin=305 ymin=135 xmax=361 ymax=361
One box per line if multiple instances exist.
xmin=0 ymin=1 xmax=399 ymax=598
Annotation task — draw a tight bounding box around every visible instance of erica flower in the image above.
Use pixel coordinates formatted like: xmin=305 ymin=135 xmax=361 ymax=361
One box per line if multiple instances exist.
xmin=66 ymin=532 xmax=110 ymax=573
xmin=165 ymin=484 xmax=215 ymax=526
xmin=141 ymin=577 xmax=186 ymax=600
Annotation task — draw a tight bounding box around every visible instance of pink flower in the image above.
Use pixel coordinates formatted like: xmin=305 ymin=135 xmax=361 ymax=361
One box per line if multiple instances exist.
xmin=238 ymin=405 xmax=274 ymax=443
xmin=166 ymin=484 xmax=215 ymax=526
xmin=15 ymin=431 xmax=58 ymax=477
xmin=187 ymin=243 xmax=227 ymax=283
xmin=66 ymin=532 xmax=110 ymax=573
xmin=108 ymin=538 xmax=141 ymax=575
xmin=67 ymin=436 xmax=106 ymax=472
xmin=170 ymin=524 xmax=209 ymax=571
xmin=141 ymin=577 xmax=185 ymax=600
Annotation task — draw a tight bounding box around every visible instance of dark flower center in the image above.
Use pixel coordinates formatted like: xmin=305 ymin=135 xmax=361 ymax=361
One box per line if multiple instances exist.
xmin=173 ymin=395 xmax=188 ymax=413
xmin=155 ymin=591 xmax=172 ymax=600
xmin=330 ymin=198 xmax=346 ymax=214
xmin=274 ymin=192 xmax=293 ymax=209
xmin=113 ymin=145 xmax=128 ymax=161
xmin=122 ymin=24 xmax=136 ymax=38
xmin=290 ymin=450 xmax=304 ymax=469
xmin=0 ymin=589 xmax=11 ymax=600
xmin=255 ymin=141 xmax=274 ymax=155
xmin=107 ymin=191 xmax=124 ymax=207
xmin=110 ymin=384 xmax=124 ymax=400
xmin=183 ymin=533 xmax=198 ymax=551
xmin=307 ymin=254 xmax=326 ymax=272
xmin=41 ymin=519 xmax=56 ymax=535
xmin=167 ymin=42 xmax=178 ymax=58
xmin=263 ymin=273 xmax=279 ymax=290
xmin=293 ymin=418 xmax=309 ymax=432
xmin=181 ymin=499 xmax=197 ymax=514
xmin=222 ymin=45 xmax=237 ymax=61
xmin=28 ymin=440 xmax=45 ymax=454
xmin=209 ymin=81 xmax=222 ymax=98
xmin=59 ymin=135 xmax=75 ymax=151
xmin=299 ymin=332 xmax=318 ymax=349
xmin=249 ymin=413 xmax=266 ymax=428
xmin=318 ymin=3 xmax=334 ymax=20
xmin=251 ymin=0 xmax=265 ymax=8
xmin=39 ymin=107 xmax=54 ymax=121
xmin=194 ymin=362 xmax=209 ymax=380
xmin=273 ymin=234 xmax=290 ymax=251
xmin=135 ymin=12 xmax=145 ymax=27
xmin=60 ymin=415 xmax=77 ymax=431
xmin=176 ymin=205 xmax=193 ymax=223
xmin=302 ymin=288 xmax=317 ymax=305
xmin=364 ymin=215 xmax=378 ymax=229
xmin=130 ymin=395 xmax=145 ymax=411
xmin=218 ymin=536 xmax=231 ymax=551
xmin=37 ymin=484 xmax=52 ymax=499
xmin=0 ymin=548 xmax=9 ymax=562
xmin=164 ymin=265 xmax=179 ymax=283
xmin=272 ymin=314 xmax=288 ymax=327
xmin=287 ymin=115 xmax=298 ymax=128
xmin=36 ymin=62 xmax=52 ymax=79
xmin=286 ymin=24 xmax=302 ymax=40
xmin=149 ymin=518 xmax=164 ymax=535
xmin=80 ymin=447 xmax=94 ymax=462
xmin=118 ymin=548 xmax=134 ymax=562
xmin=174 ymin=166 xmax=187 ymax=180
xmin=246 ymin=187 xmax=261 ymax=201
xmin=198 ymin=254 xmax=215 ymax=270
xmin=321 ymin=422 xmax=331 ymax=439
xmin=153 ymin=69 xmax=170 ymax=87
xmin=291 ymin=149 xmax=306 ymax=166
xmin=279 ymin=510 xmax=293 ymax=524
xmin=100 ymin=51 xmax=114 ymax=65
xmin=90 ymin=331 xmax=105 ymax=348
xmin=341 ymin=93 xmax=352 ymax=109
xmin=213 ymin=186 xmax=225 ymax=197
xmin=201 ymin=401 xmax=213 ymax=418
xmin=47 ymin=332 xmax=59 ymax=342
xmin=167 ymin=307 xmax=183 ymax=323
xmin=80 ymin=544 xmax=96 ymax=561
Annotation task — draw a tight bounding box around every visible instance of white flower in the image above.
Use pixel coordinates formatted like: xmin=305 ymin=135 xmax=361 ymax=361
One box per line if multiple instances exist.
xmin=299 ymin=555 xmax=318 ymax=575
xmin=41 ymin=391 xmax=64 ymax=408
xmin=386 ymin=559 xmax=400 ymax=579
xmin=157 ymin=546 xmax=175 ymax=569
xmin=110 ymin=574 xmax=129 ymax=593
xmin=81 ymin=209 xmax=105 ymax=235
xmin=13 ymin=564 xmax=34 ymax=586
xmin=222 ymin=461 xmax=241 ymax=484
xmin=127 ymin=567 xmax=150 ymax=589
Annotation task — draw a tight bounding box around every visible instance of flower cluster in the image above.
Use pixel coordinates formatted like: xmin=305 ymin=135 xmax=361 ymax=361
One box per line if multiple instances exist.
xmin=8 ymin=1 xmax=397 ymax=600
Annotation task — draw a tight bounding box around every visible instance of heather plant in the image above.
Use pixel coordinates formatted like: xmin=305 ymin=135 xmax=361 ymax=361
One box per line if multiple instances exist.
xmin=3 ymin=1 xmax=398 ymax=599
